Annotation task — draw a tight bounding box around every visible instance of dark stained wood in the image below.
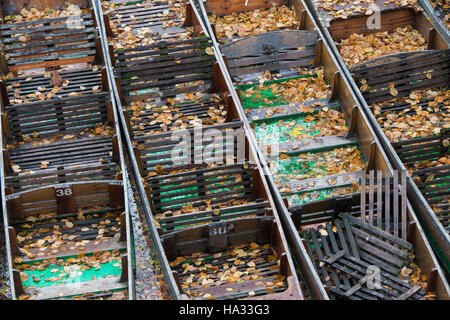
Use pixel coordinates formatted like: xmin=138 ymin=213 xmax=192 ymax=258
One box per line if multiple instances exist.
xmin=8 ymin=227 xmax=21 ymax=255
xmin=1 ymin=0 xmax=89 ymax=15
xmin=205 ymin=0 xmax=288 ymax=16
xmin=183 ymin=2 xmax=205 ymax=37
xmin=12 ymin=269 xmax=24 ymax=297
xmin=119 ymin=211 xmax=126 ymax=242
xmin=33 ymin=276 xmax=126 ymax=300
xmin=329 ymin=8 xmax=416 ymax=41
xmin=54 ymin=185 xmax=76 ymax=214
xmin=221 ymin=30 xmax=317 ymax=81
xmin=119 ymin=254 xmax=128 ymax=282
xmin=211 ymin=61 xmax=229 ymax=93
xmin=6 ymin=196 xmax=24 ymax=220
xmin=108 ymin=180 xmax=124 ymax=207
xmin=426 ymin=267 xmax=438 ymax=293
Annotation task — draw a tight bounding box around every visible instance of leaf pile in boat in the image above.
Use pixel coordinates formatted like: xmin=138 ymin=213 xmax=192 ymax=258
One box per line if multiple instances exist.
xmin=312 ymin=0 xmax=422 ymax=22
xmin=170 ymin=242 xmax=286 ymax=299
xmin=372 ymin=89 xmax=449 ymax=142
xmin=273 ymin=146 xmax=366 ymax=192
xmin=256 ymin=107 xmax=348 ymax=149
xmin=6 ymin=66 xmax=101 ymax=104
xmin=210 ymin=5 xmax=299 ymax=39
xmin=129 ymin=93 xmax=226 ymax=134
xmin=16 ymin=209 xmax=122 ymax=259
xmin=3 ymin=4 xmax=87 ymax=23
xmin=339 ymin=26 xmax=427 ymax=66
xmin=241 ymin=68 xmax=331 ymax=109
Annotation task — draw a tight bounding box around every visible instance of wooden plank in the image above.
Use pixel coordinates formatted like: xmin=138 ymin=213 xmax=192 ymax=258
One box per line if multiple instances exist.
xmin=285 ymin=171 xmax=364 ymax=194
xmin=22 ymin=237 xmax=125 ymax=262
xmin=278 ymin=135 xmax=358 ymax=155
xmin=33 ymin=276 xmax=127 ymax=300
xmin=6 ymin=196 xmax=25 ymax=220
xmin=377 ymin=170 xmax=383 ymax=228
xmin=361 ymin=171 xmax=366 ymax=221
xmin=205 ymin=0 xmax=288 ymax=16
xmin=222 ymin=30 xmax=317 ymax=58
xmin=368 ymin=170 xmax=374 ymax=225
xmin=54 ymin=185 xmax=75 ymax=214
xmin=395 ymin=285 xmax=422 ymax=300
xmin=344 ymin=213 xmax=412 ymax=250
xmin=393 ymin=170 xmax=399 ymax=238
xmin=9 ymin=56 xmax=95 ymax=71
xmin=328 ymin=8 xmax=415 ymax=41
xmin=385 ymin=170 xmax=391 ymax=233
xmin=1 ymin=0 xmax=88 ymax=15
xmin=401 ymin=170 xmax=407 ymax=240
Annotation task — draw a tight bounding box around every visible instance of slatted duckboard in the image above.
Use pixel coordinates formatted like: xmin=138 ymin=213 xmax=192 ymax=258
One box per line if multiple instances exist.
xmin=301 ymin=213 xmax=425 ymax=300
xmin=221 ymin=30 xmax=317 ymax=82
xmin=115 ymin=37 xmax=215 ymax=103
xmin=351 ymin=49 xmax=450 ymax=104
xmin=0 ymin=13 xmax=99 ymax=71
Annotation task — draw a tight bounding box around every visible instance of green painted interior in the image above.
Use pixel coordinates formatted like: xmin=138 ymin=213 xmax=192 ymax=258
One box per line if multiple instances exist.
xmin=238 ymin=75 xmax=318 ymax=109
xmin=286 ymin=187 xmax=359 ymax=206
xmin=19 ymin=250 xmax=124 ymax=289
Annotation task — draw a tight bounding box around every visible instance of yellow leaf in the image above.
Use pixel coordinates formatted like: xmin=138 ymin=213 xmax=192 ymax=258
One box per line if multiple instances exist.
xmin=20 ymin=272 xmax=28 ymax=282
xmin=249 ymin=242 xmax=259 ymax=250
xmin=390 ymin=87 xmax=398 ymax=97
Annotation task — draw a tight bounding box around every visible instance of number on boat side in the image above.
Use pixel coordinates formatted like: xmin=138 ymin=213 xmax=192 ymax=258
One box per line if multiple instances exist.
xmin=209 ymin=225 xmax=227 ymax=236
xmin=54 ymin=186 xmax=75 ymax=214
xmin=208 ymin=222 xmax=234 ymax=252
xmin=56 ymin=188 xmax=72 ymax=197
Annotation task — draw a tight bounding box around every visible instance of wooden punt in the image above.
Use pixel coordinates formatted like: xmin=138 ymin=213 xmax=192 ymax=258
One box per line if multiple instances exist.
xmin=97 ymin=0 xmax=306 ymax=300
xmin=296 ymin=0 xmax=450 ymax=274
xmin=196 ymin=0 xmax=450 ymax=299
xmin=420 ymin=0 xmax=450 ymax=37
xmin=0 ymin=0 xmax=133 ymax=300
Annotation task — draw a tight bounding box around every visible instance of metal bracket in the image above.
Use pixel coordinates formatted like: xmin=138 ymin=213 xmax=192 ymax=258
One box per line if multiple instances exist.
xmin=262 ymin=43 xmax=276 ymax=54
